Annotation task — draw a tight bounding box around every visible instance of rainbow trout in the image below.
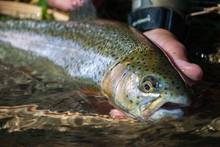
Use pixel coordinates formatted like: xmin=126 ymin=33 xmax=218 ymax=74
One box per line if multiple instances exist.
xmin=0 ymin=20 xmax=190 ymax=121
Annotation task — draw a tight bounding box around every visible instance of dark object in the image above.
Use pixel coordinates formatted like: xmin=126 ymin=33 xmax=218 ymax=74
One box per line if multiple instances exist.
xmin=96 ymin=0 xmax=132 ymax=22
xmin=128 ymin=7 xmax=186 ymax=42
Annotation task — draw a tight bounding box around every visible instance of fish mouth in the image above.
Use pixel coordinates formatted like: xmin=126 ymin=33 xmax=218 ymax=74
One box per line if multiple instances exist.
xmin=141 ymin=95 xmax=190 ymax=121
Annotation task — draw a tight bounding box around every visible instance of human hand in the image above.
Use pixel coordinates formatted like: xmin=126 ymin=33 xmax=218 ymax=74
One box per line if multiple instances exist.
xmin=47 ymin=0 xmax=103 ymax=11
xmin=143 ymin=28 xmax=203 ymax=86
xmin=47 ymin=0 xmax=84 ymax=11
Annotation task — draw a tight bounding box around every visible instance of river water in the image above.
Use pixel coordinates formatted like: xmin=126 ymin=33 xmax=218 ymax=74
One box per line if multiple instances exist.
xmin=0 ymin=4 xmax=220 ymax=147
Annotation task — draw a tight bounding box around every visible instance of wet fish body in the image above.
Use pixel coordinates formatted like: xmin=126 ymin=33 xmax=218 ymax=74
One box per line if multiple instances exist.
xmin=0 ymin=20 xmax=190 ymax=121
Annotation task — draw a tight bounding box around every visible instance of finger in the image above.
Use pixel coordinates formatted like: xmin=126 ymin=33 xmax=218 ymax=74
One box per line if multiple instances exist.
xmin=144 ymin=29 xmax=187 ymax=60
xmin=175 ymin=59 xmax=203 ymax=82
xmin=144 ymin=29 xmax=203 ymax=83
xmin=48 ymin=0 xmax=83 ymax=11
xmin=110 ymin=109 xmax=128 ymax=119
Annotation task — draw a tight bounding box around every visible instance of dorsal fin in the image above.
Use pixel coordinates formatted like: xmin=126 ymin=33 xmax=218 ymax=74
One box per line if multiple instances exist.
xmin=69 ymin=0 xmax=97 ymax=21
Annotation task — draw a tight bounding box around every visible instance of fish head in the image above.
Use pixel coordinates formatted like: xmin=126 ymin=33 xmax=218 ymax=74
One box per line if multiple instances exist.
xmin=102 ymin=47 xmax=191 ymax=121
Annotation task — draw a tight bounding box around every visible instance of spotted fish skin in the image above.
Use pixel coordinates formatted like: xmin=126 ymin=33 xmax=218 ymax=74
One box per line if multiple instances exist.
xmin=0 ymin=20 xmax=142 ymax=83
xmin=0 ymin=20 xmax=190 ymax=121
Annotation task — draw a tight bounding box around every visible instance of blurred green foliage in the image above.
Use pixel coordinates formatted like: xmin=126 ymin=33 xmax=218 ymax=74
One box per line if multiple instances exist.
xmin=0 ymin=0 xmax=54 ymax=20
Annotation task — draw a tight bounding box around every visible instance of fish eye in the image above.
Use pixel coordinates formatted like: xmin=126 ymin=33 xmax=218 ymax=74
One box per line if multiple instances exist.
xmin=142 ymin=81 xmax=153 ymax=92
xmin=139 ymin=76 xmax=159 ymax=93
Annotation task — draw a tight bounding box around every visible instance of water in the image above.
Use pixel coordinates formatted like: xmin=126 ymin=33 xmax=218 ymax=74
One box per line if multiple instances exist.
xmin=0 ymin=32 xmax=219 ymax=147
xmin=0 ymin=7 xmax=220 ymax=147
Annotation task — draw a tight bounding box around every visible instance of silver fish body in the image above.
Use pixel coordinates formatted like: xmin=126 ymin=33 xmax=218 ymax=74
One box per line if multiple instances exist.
xmin=0 ymin=20 xmax=190 ymax=121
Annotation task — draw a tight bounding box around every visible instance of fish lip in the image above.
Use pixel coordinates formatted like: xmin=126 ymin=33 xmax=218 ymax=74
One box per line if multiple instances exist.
xmin=141 ymin=95 xmax=163 ymax=119
xmin=141 ymin=95 xmax=190 ymax=120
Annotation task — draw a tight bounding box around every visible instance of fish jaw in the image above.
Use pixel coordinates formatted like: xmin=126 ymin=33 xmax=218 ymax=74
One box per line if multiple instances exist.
xmin=142 ymin=93 xmax=190 ymax=121
xmin=149 ymin=109 xmax=184 ymax=120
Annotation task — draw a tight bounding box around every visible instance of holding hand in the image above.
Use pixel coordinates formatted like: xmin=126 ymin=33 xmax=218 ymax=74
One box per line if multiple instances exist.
xmin=47 ymin=0 xmax=84 ymax=11
xmin=144 ymin=29 xmax=203 ymax=85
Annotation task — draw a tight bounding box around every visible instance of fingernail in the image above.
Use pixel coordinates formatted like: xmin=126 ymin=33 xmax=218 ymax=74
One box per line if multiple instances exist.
xmin=175 ymin=59 xmax=203 ymax=81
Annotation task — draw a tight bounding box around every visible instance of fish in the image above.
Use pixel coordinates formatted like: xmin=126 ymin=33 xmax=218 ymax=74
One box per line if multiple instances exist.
xmin=0 ymin=19 xmax=190 ymax=121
